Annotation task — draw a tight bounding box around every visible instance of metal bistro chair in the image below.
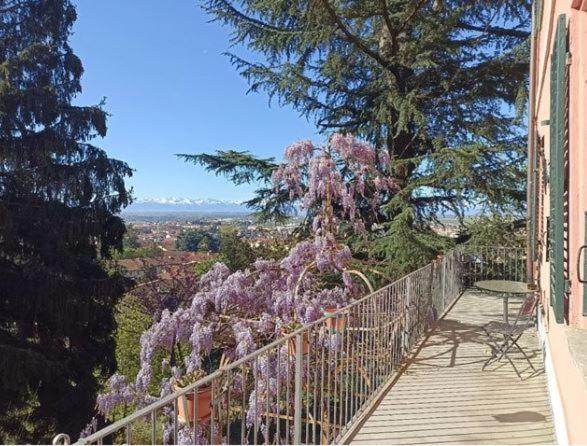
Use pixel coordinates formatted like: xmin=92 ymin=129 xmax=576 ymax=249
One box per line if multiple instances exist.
xmin=482 ymin=293 xmax=538 ymax=372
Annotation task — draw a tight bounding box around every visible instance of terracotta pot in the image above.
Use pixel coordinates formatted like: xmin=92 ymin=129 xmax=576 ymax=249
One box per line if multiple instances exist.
xmin=324 ymin=308 xmax=347 ymax=332
xmin=282 ymin=329 xmax=310 ymax=356
xmin=174 ymin=384 xmax=212 ymax=425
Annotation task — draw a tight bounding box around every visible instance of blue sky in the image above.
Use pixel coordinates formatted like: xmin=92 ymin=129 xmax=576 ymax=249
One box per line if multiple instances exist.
xmin=71 ymin=0 xmax=320 ymax=202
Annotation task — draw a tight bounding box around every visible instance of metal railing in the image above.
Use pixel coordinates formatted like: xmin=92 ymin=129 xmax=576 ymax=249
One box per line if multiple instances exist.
xmin=460 ymin=245 xmax=527 ymax=286
xmin=54 ymin=246 xmax=525 ymax=445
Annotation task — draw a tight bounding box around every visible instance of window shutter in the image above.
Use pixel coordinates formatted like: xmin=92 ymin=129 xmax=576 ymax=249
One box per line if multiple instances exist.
xmin=530 ymin=140 xmax=539 ymax=262
xmin=549 ymin=14 xmax=567 ymax=323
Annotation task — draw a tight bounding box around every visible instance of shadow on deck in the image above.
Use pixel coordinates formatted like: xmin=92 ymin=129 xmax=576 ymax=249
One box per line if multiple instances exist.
xmin=348 ymin=290 xmax=555 ymax=445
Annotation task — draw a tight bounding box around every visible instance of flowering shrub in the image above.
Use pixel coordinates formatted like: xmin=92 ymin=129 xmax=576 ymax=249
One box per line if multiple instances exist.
xmin=272 ymin=133 xmax=396 ymax=234
xmin=88 ymin=135 xmax=396 ymax=443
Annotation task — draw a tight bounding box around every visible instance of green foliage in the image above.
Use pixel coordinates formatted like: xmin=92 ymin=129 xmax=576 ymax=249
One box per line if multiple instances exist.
xmin=462 ymin=214 xmax=526 ymax=248
xmin=0 ymin=1 xmax=132 ymax=441
xmin=188 ymin=0 xmax=530 ymax=269
xmin=176 ymin=230 xmax=220 ymax=252
xmin=108 ymin=294 xmax=171 ymax=444
xmin=177 ymin=151 xmax=276 ymax=185
xmin=111 ymin=246 xmax=163 ymax=260
xmin=219 ymin=227 xmax=256 ymax=272
xmin=175 ymin=370 xmax=207 ymax=388
xmin=114 ymin=295 xmax=153 ymax=382
xmin=176 ymin=230 xmax=203 ymax=251
xmin=193 ymin=258 xmax=218 ymax=277
xmin=113 ymin=293 xmax=170 ymax=395
xmin=123 ymin=225 xmax=141 ymax=249
xmin=109 ymin=225 xmax=162 ymax=260
xmin=197 ymin=235 xmax=215 ymax=252
xmin=370 ymin=207 xmax=454 ymax=280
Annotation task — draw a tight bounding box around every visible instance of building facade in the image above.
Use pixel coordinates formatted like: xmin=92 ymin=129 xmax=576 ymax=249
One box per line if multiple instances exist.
xmin=528 ymin=0 xmax=587 ymax=443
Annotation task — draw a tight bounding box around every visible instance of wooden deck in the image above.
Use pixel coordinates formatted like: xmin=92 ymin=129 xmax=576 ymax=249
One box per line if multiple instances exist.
xmin=349 ymin=290 xmax=556 ymax=445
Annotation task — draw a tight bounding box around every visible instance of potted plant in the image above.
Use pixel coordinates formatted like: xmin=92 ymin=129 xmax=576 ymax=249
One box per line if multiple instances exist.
xmin=323 ymin=307 xmax=347 ymax=332
xmin=174 ymin=370 xmax=212 ymax=425
xmin=281 ymin=320 xmax=309 ymax=357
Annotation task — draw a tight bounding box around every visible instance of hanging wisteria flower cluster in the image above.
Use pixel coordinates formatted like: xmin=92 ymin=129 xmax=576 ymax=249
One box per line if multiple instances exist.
xmin=89 ymin=135 xmax=396 ymax=443
xmin=130 ymin=239 xmax=353 ymax=398
xmin=272 ymin=133 xmax=396 ymax=234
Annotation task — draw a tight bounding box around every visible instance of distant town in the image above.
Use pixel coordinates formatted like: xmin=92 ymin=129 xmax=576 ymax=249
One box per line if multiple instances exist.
xmin=121 ymin=212 xmax=299 ymax=249
xmin=114 ymin=209 xmax=300 ymax=282
xmin=114 ymin=207 xmax=464 ymax=283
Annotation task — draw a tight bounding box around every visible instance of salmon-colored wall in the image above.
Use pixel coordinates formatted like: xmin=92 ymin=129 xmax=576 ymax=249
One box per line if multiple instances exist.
xmin=543 ymin=307 xmax=587 ymax=444
xmin=567 ymin=7 xmax=587 ymax=327
xmin=534 ymin=0 xmax=587 ymax=331
xmin=532 ymin=1 xmax=587 ymax=443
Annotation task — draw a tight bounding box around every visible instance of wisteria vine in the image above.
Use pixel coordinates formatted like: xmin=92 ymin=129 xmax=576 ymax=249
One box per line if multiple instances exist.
xmin=88 ymin=134 xmax=396 ymax=443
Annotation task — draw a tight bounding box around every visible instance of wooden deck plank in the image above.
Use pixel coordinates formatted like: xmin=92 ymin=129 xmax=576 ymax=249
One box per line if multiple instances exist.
xmin=349 ymin=290 xmax=556 ymax=445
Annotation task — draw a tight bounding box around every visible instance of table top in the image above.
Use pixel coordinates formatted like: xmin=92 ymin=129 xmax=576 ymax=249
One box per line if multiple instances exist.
xmin=474 ymin=280 xmax=536 ymax=294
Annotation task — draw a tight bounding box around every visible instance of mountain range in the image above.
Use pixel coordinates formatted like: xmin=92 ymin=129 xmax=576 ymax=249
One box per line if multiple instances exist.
xmin=125 ymin=197 xmax=250 ymax=214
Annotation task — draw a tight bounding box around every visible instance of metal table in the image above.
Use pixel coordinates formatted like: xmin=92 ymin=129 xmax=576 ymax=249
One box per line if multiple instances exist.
xmin=474 ymin=280 xmax=536 ymax=324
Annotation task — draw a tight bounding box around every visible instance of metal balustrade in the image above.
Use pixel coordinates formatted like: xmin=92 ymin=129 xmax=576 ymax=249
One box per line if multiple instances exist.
xmin=460 ymin=245 xmax=527 ymax=286
xmin=53 ymin=246 xmax=526 ymax=445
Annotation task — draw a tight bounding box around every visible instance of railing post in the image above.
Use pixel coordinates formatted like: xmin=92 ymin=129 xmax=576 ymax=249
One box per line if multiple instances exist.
xmin=457 ymin=249 xmax=464 ymax=291
xmin=441 ymin=257 xmax=447 ymax=310
xmin=293 ymin=333 xmax=303 ymax=444
xmin=404 ymin=276 xmax=412 ymax=352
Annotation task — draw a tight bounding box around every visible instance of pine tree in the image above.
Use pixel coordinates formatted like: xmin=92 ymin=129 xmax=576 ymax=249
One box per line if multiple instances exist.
xmin=0 ymin=1 xmax=132 ymax=441
xmin=183 ymin=0 xmax=530 ymax=272
xmin=219 ymin=226 xmax=255 ymax=272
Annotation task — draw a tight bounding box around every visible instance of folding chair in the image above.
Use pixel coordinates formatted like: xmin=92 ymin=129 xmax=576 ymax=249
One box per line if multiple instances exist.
xmin=482 ymin=294 xmax=538 ymax=372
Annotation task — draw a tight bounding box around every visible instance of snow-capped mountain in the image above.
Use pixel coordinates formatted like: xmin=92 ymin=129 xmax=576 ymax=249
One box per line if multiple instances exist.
xmin=125 ymin=197 xmax=250 ymax=214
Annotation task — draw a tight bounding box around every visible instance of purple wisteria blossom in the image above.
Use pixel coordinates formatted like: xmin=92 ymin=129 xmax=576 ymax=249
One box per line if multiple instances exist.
xmin=96 ymin=374 xmax=137 ymax=416
xmin=272 ymin=133 xmax=397 ymax=235
xmin=91 ymin=134 xmax=397 ymax=444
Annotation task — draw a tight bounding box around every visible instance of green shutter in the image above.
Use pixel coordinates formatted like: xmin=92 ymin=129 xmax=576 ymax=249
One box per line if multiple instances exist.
xmin=529 ymin=139 xmax=538 ymax=262
xmin=549 ymin=14 xmax=567 ymax=323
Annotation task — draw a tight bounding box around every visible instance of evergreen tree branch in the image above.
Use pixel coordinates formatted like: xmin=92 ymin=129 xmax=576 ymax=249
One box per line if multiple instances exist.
xmin=317 ymin=0 xmax=393 ymax=74
xmin=396 ymin=0 xmax=429 ymax=35
xmin=203 ymin=0 xmax=302 ymax=35
xmin=457 ymin=21 xmax=530 ymax=39
xmin=377 ymin=0 xmax=395 ymax=36
xmin=177 ymin=150 xmax=276 ymax=185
